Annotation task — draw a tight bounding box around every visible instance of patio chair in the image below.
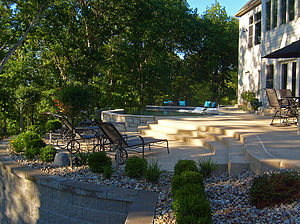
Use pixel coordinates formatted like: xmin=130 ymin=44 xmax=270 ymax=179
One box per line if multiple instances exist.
xmin=277 ymin=89 xmax=293 ymax=106
xmin=265 ymin=88 xmax=298 ymax=125
xmin=98 ymin=122 xmax=169 ymax=165
xmin=52 ymin=113 xmax=102 ymax=153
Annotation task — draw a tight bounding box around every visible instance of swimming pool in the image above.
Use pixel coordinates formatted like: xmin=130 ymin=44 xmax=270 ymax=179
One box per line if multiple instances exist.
xmin=122 ymin=107 xmax=202 ymax=116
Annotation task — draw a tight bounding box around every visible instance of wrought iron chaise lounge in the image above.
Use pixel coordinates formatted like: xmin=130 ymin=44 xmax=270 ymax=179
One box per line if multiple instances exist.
xmin=97 ymin=122 xmax=169 ymax=165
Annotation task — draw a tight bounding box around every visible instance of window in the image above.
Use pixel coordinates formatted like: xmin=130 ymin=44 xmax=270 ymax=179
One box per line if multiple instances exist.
xmin=281 ymin=63 xmax=288 ymax=89
xmin=288 ymin=0 xmax=295 ymax=21
xmin=248 ymin=16 xmax=254 ymax=48
xmin=266 ymin=65 xmax=274 ymax=88
xmin=292 ymin=62 xmax=296 ymax=96
xmin=266 ymin=1 xmax=271 ymax=31
xmin=272 ymin=0 xmax=278 ymax=28
xmin=281 ymin=0 xmax=287 ymax=24
xmin=254 ymin=12 xmax=261 ymax=45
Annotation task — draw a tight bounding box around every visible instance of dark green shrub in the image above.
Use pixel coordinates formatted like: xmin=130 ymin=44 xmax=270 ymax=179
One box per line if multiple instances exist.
xmin=174 ymin=159 xmax=198 ymax=176
xmin=40 ymin=145 xmax=57 ymax=163
xmin=25 ymin=138 xmax=46 ymax=151
xmin=103 ymin=165 xmax=113 ymax=179
xmin=25 ymin=146 xmax=40 ymax=160
xmin=45 ymin=120 xmax=62 ymax=132
xmin=197 ymin=157 xmax=218 ymax=178
xmin=249 ymin=170 xmax=300 ymax=209
xmin=88 ymin=152 xmax=112 ymax=173
xmin=125 ymin=156 xmax=148 ymax=178
xmin=145 ymin=159 xmax=163 ymax=183
xmin=171 ymin=171 xmax=204 ymax=195
xmin=173 ymin=185 xmax=212 ymax=224
xmin=75 ymin=152 xmax=89 ymax=166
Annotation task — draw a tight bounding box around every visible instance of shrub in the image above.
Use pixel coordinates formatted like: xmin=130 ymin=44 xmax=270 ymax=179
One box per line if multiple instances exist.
xmin=173 ymin=185 xmax=212 ymax=224
xmin=103 ymin=164 xmax=113 ymax=179
xmin=197 ymin=157 xmax=218 ymax=178
xmin=25 ymin=146 xmax=40 ymax=160
xmin=75 ymin=152 xmax=89 ymax=166
xmin=10 ymin=134 xmax=26 ymax=153
xmin=249 ymin=170 xmax=300 ymax=209
xmin=125 ymin=156 xmax=148 ymax=178
xmin=171 ymin=171 xmax=204 ymax=195
xmin=174 ymin=159 xmax=198 ymax=176
xmin=88 ymin=152 xmax=112 ymax=173
xmin=145 ymin=159 xmax=163 ymax=183
xmin=40 ymin=145 xmax=57 ymax=163
xmin=25 ymin=138 xmax=46 ymax=151
xmin=45 ymin=120 xmax=62 ymax=132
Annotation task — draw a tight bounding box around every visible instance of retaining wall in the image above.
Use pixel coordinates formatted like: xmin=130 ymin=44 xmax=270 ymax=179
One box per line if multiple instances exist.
xmin=101 ymin=109 xmax=156 ymax=130
xmin=0 ymin=138 xmax=157 ymax=224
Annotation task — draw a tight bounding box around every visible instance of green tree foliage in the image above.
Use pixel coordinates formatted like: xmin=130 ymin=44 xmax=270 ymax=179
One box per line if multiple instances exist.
xmin=0 ymin=0 xmax=239 ymax=136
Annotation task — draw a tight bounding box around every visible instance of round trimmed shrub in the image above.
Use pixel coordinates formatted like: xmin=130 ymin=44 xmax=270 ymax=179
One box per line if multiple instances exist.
xmin=40 ymin=145 xmax=57 ymax=163
xmin=171 ymin=170 xmax=204 ymax=195
xmin=173 ymin=186 xmax=212 ymax=224
xmin=125 ymin=156 xmax=148 ymax=178
xmin=174 ymin=159 xmax=198 ymax=176
xmin=88 ymin=152 xmax=112 ymax=173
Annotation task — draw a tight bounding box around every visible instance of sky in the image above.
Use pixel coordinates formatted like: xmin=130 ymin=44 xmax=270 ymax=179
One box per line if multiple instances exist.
xmin=186 ymin=0 xmax=248 ymax=17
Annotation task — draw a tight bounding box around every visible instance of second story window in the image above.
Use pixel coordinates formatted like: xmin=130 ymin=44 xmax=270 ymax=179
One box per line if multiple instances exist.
xmin=254 ymin=12 xmax=261 ymax=45
xmin=272 ymin=0 xmax=278 ymax=28
xmin=266 ymin=1 xmax=271 ymax=31
xmin=281 ymin=0 xmax=287 ymax=24
xmin=288 ymin=0 xmax=295 ymax=21
xmin=248 ymin=16 xmax=254 ymax=48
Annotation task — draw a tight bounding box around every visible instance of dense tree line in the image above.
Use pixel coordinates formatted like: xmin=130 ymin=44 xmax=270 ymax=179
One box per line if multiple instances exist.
xmin=0 ymin=0 xmax=238 ymax=136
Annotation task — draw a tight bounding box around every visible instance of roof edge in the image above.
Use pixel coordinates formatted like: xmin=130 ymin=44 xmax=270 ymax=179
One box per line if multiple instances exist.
xmin=235 ymin=0 xmax=262 ymax=17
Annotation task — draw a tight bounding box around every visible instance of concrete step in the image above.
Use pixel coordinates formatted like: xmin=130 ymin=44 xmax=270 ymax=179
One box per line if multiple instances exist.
xmin=139 ymin=119 xmax=250 ymax=175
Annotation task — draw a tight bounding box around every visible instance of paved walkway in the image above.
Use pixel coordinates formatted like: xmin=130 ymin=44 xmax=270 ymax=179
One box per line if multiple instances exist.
xmin=133 ymin=109 xmax=300 ymax=173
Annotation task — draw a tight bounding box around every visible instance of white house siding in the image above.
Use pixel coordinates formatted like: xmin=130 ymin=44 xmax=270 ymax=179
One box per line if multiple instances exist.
xmin=237 ymin=0 xmax=300 ymax=106
xmin=238 ymin=4 xmax=262 ymax=103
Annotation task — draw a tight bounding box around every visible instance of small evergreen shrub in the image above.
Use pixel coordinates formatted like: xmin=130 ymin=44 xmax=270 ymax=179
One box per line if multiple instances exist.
xmin=171 ymin=170 xmax=204 ymax=195
xmin=249 ymin=170 xmax=300 ymax=209
xmin=40 ymin=145 xmax=57 ymax=163
xmin=125 ymin=156 xmax=148 ymax=178
xmin=103 ymin=165 xmax=113 ymax=179
xmin=174 ymin=159 xmax=198 ymax=176
xmin=145 ymin=159 xmax=163 ymax=183
xmin=88 ymin=152 xmax=112 ymax=173
xmin=45 ymin=120 xmax=62 ymax=132
xmin=197 ymin=157 xmax=218 ymax=178
xmin=25 ymin=138 xmax=46 ymax=151
xmin=25 ymin=146 xmax=40 ymax=160
xmin=173 ymin=184 xmax=212 ymax=224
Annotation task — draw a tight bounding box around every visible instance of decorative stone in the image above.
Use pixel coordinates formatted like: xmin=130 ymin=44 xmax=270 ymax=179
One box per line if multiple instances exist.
xmin=53 ymin=152 xmax=70 ymax=166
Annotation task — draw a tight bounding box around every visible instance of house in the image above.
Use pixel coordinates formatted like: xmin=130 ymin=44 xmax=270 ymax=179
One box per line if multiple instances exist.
xmin=235 ymin=0 xmax=300 ymax=106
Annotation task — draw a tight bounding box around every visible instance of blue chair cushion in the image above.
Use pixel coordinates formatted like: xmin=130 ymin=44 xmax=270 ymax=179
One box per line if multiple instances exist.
xmin=211 ymin=102 xmax=216 ymax=108
xmin=204 ymin=101 xmax=211 ymax=107
xmin=179 ymin=101 xmax=186 ymax=106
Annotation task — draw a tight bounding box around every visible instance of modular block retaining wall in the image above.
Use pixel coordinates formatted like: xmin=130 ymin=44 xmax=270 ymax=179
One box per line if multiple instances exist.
xmin=0 ymin=138 xmax=157 ymax=224
xmin=101 ymin=109 xmax=156 ymax=130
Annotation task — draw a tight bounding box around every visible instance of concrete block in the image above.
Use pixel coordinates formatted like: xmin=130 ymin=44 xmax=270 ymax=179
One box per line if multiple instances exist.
xmin=82 ymin=207 xmax=109 ymax=224
xmin=97 ymin=198 xmax=127 ymax=213
xmin=73 ymin=195 xmax=97 ymax=209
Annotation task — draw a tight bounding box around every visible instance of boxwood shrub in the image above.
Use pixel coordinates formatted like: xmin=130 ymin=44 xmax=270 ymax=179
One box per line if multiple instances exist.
xmin=125 ymin=156 xmax=148 ymax=178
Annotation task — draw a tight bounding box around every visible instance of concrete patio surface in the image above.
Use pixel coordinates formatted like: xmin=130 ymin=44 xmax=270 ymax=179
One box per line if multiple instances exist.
xmin=132 ymin=109 xmax=300 ymax=174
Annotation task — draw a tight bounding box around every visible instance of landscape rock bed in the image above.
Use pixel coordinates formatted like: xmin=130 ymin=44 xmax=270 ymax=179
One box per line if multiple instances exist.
xmin=8 ymin=150 xmax=300 ymax=224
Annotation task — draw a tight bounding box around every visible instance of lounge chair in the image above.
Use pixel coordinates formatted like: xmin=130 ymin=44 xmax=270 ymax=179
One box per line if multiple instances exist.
xmin=52 ymin=113 xmax=102 ymax=152
xmin=98 ymin=122 xmax=169 ymax=165
xmin=265 ymin=88 xmax=298 ymax=125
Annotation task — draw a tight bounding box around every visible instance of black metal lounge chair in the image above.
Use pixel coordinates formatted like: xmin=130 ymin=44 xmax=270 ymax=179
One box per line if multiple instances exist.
xmin=98 ymin=122 xmax=169 ymax=165
xmin=265 ymin=88 xmax=298 ymax=125
xmin=52 ymin=113 xmax=102 ymax=153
